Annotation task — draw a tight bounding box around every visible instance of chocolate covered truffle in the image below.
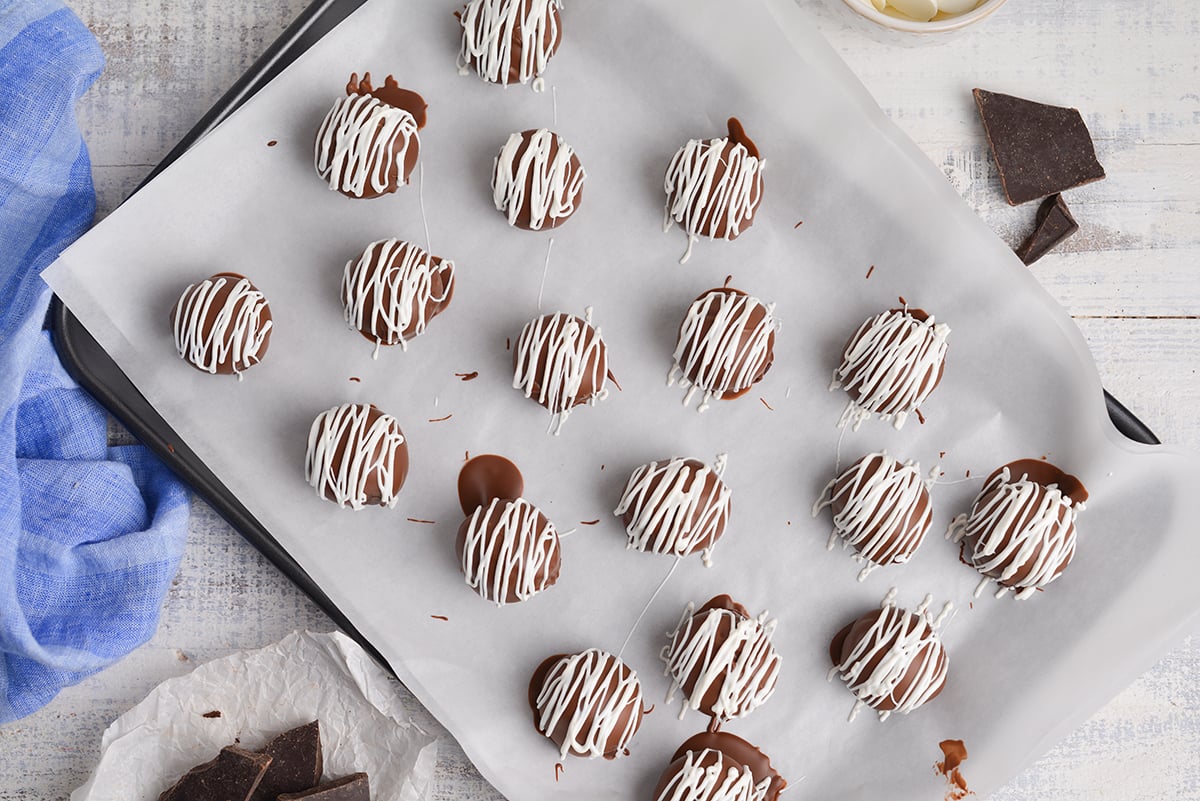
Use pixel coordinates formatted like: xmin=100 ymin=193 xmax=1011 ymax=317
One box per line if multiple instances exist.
xmin=661 ymin=595 xmax=781 ymax=723
xmin=828 ymin=589 xmax=951 ymax=722
xmin=613 ymin=455 xmax=731 ymax=566
xmin=669 ymin=286 xmax=777 ymax=412
xmin=831 ymin=306 xmax=949 ymax=430
xmin=528 ymin=648 xmax=645 ymax=760
xmin=304 ymin=403 xmax=409 ymax=510
xmin=314 ymin=73 xmax=427 ymax=199
xmin=341 ymin=238 xmax=455 ymax=357
xmin=653 ymin=731 xmax=786 ymax=801
xmin=492 ymin=128 xmax=585 ymax=230
xmin=456 ymin=454 xmax=561 ymax=605
xmin=457 ymin=0 xmax=562 ymax=89
xmin=947 ymin=458 xmax=1087 ymax=599
xmin=171 ymin=272 xmax=272 ymax=378
xmin=812 ymin=451 xmax=933 ymax=581
xmin=664 ymin=118 xmax=764 ymax=263
xmin=512 ymin=310 xmax=609 ymax=434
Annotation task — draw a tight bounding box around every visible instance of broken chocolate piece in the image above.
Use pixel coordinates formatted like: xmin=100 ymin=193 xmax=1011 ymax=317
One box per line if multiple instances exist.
xmin=1016 ymin=193 xmax=1079 ymax=265
xmin=157 ymin=746 xmax=271 ymax=801
xmin=250 ymin=721 xmax=323 ymax=801
xmin=278 ymin=773 xmax=370 ymax=801
xmin=973 ymin=89 xmax=1105 ymax=205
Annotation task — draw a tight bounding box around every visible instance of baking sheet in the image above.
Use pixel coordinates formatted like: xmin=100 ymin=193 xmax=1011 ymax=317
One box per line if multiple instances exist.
xmin=45 ymin=1 xmax=1200 ymax=799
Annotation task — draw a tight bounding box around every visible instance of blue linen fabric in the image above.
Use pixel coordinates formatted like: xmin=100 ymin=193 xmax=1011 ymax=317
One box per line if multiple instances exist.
xmin=1 ymin=0 xmax=190 ymax=722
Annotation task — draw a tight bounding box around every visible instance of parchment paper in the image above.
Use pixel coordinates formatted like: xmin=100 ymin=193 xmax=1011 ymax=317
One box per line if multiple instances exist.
xmin=70 ymin=631 xmax=437 ymax=801
xmin=45 ymin=1 xmax=1200 ymax=799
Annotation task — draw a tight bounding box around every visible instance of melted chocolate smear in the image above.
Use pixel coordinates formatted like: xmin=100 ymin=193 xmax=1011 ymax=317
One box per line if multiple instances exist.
xmin=726 ymin=117 xmax=760 ymax=159
xmin=607 ymin=370 xmax=623 ymax=392
xmin=935 ymin=739 xmax=973 ymax=800
xmin=458 ymin=454 xmax=524 ymax=516
xmin=347 ymin=72 xmax=428 ymax=129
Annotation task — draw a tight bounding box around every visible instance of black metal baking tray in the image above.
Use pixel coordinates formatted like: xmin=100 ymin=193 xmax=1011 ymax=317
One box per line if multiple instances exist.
xmin=47 ymin=0 xmax=1161 ymax=672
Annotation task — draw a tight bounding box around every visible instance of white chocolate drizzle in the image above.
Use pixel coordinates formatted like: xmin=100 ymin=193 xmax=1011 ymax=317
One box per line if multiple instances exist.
xmin=668 ymin=290 xmax=777 ymax=412
xmin=461 ymin=497 xmax=559 ymax=605
xmin=341 ymin=238 xmax=454 ymax=357
xmin=828 ymin=589 xmax=951 ymax=722
xmin=314 ymin=92 xmax=418 ymax=197
xmin=512 ymin=309 xmax=608 ymax=435
xmin=457 ymin=0 xmax=562 ymax=87
xmin=173 ymin=275 xmax=271 ymax=379
xmin=663 ymin=136 xmax=764 ymax=264
xmin=492 ymin=128 xmax=585 ymax=230
xmin=830 ymin=308 xmax=949 ymax=430
xmin=304 ymin=403 xmax=406 ymax=510
xmin=613 ymin=455 xmax=731 ymax=566
xmin=661 ymin=600 xmax=781 ymax=722
xmin=812 ymin=451 xmax=933 ymax=581
xmin=533 ymin=649 xmax=644 ymax=761
xmin=946 ymin=465 xmax=1082 ymax=599
xmin=656 ymin=748 xmax=772 ymax=801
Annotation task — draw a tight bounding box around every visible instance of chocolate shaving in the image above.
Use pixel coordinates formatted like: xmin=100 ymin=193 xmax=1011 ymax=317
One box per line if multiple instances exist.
xmin=348 ymin=376 xmax=361 ymax=383
xmin=760 ymin=397 xmax=774 ymax=411
xmin=865 ymin=264 xmax=875 ymax=279
xmin=974 ymin=88 xmax=1105 ymax=205
xmin=455 ymin=371 xmax=479 ymax=381
xmin=793 ymin=220 xmax=803 ymax=228
xmin=428 ymin=413 xmax=453 ymax=423
xmin=1015 ymin=193 xmax=1078 ymax=265
xmin=202 ymin=710 xmax=222 ymax=719
xmin=407 ymin=517 xmax=436 ymax=525
xmin=266 ymin=140 xmax=278 ymax=147
xmin=430 ymin=614 xmax=449 ymax=621
xmin=579 ymin=519 xmax=600 ymax=526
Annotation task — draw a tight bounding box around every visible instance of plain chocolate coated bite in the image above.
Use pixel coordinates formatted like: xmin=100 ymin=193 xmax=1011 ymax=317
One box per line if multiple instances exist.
xmin=492 ymin=128 xmax=585 ymax=230
xmin=457 ymin=0 xmax=563 ymax=87
xmin=948 ymin=458 xmax=1087 ymax=599
xmin=157 ymin=746 xmax=272 ymax=801
xmin=304 ymin=403 xmax=409 ymax=510
xmin=661 ymin=595 xmax=781 ymax=724
xmin=249 ymin=721 xmax=323 ymax=801
xmin=613 ymin=456 xmax=731 ymax=565
xmin=315 ymin=73 xmax=427 ymax=199
xmin=829 ymin=590 xmax=951 ymax=722
xmin=653 ymin=731 xmax=786 ymax=801
xmin=664 ymin=118 xmax=765 ymax=263
xmin=1016 ymin=193 xmax=1079 ymax=265
xmin=974 ymin=88 xmax=1105 ymax=206
xmin=455 ymin=454 xmax=562 ymax=605
xmin=278 ymin=773 xmax=370 ymax=801
xmin=528 ymin=648 xmax=646 ymax=760
xmin=171 ymin=272 xmax=272 ymax=378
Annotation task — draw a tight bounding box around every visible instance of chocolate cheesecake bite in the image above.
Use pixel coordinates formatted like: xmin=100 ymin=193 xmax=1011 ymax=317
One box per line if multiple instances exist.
xmin=669 ymin=286 xmax=777 ymax=412
xmin=664 ymin=118 xmax=764 ymax=263
xmin=492 ymin=128 xmax=585 ymax=230
xmin=341 ymin=238 xmax=455 ymax=357
xmin=947 ymin=459 xmax=1087 ymax=599
xmin=613 ymin=455 xmax=731 ymax=566
xmin=653 ymin=731 xmax=786 ymax=801
xmin=661 ymin=595 xmax=781 ymax=724
xmin=314 ymin=73 xmax=426 ymax=199
xmin=304 ymin=403 xmax=409 ymax=509
xmin=528 ymin=648 xmax=646 ymax=760
xmin=171 ymin=272 xmax=272 ymax=378
xmin=456 ymin=454 xmax=562 ymax=605
xmin=831 ymin=306 xmax=949 ymax=430
xmin=457 ymin=0 xmax=562 ymax=89
xmin=828 ymin=589 xmax=951 ymax=722
xmin=812 ymin=451 xmax=933 ymax=581
xmin=512 ymin=310 xmax=609 ymax=434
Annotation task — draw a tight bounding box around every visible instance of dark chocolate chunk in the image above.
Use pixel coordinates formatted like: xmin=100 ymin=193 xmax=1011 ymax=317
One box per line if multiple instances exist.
xmin=973 ymin=89 xmax=1105 ymax=205
xmin=157 ymin=746 xmax=271 ymax=801
xmin=1016 ymin=193 xmax=1079 ymax=265
xmin=250 ymin=721 xmax=323 ymax=801
xmin=278 ymin=773 xmax=370 ymax=801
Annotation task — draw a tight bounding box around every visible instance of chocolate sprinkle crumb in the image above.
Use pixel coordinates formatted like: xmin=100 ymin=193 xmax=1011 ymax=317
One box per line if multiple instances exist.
xmin=202 ymin=710 xmax=222 ymax=719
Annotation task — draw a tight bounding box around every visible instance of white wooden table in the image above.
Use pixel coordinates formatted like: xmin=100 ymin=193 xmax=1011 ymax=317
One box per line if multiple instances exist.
xmin=2 ymin=1 xmax=1198 ymax=798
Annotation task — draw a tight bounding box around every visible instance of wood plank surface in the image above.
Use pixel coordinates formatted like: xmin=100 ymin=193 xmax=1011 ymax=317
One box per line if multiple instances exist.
xmin=1 ymin=1 xmax=1197 ymax=799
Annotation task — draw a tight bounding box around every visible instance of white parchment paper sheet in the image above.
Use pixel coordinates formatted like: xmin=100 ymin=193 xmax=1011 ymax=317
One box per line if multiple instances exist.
xmin=70 ymin=631 xmax=437 ymax=801
xmin=46 ymin=1 xmax=1200 ymax=799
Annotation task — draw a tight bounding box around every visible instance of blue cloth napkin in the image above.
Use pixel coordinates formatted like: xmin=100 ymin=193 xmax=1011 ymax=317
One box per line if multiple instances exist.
xmin=1 ymin=0 xmax=190 ymax=722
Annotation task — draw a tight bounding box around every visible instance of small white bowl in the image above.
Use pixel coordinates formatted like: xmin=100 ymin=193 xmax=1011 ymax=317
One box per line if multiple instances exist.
xmin=840 ymin=0 xmax=1010 ymax=33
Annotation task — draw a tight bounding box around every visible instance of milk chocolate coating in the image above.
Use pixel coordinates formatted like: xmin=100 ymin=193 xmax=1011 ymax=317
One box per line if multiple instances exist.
xmin=617 ymin=457 xmax=730 ymax=557
xmin=494 ymin=128 xmax=584 ymax=230
xmin=512 ymin=313 xmax=607 ymax=411
xmin=840 ymin=307 xmax=945 ymax=413
xmin=341 ymin=240 xmax=454 ymax=346
xmin=313 ymin=404 xmax=409 ymax=507
xmin=829 ymin=607 xmax=947 ymax=713
xmin=458 ymin=454 xmax=525 ymax=515
xmin=654 ymin=731 xmax=786 ymax=801
xmin=666 ymin=118 xmax=764 ymax=240
xmin=170 ymin=272 xmax=272 ymax=375
xmin=456 ymin=499 xmax=561 ymax=604
xmin=830 ymin=453 xmax=932 ymax=566
xmin=459 ymin=0 xmax=562 ymax=85
xmin=677 ymin=287 xmax=775 ymax=400
xmin=528 ymin=651 xmax=644 ymax=760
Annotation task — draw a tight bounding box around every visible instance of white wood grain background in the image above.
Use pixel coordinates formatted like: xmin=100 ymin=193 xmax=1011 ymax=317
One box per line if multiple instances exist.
xmin=1 ymin=1 xmax=1197 ymax=799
